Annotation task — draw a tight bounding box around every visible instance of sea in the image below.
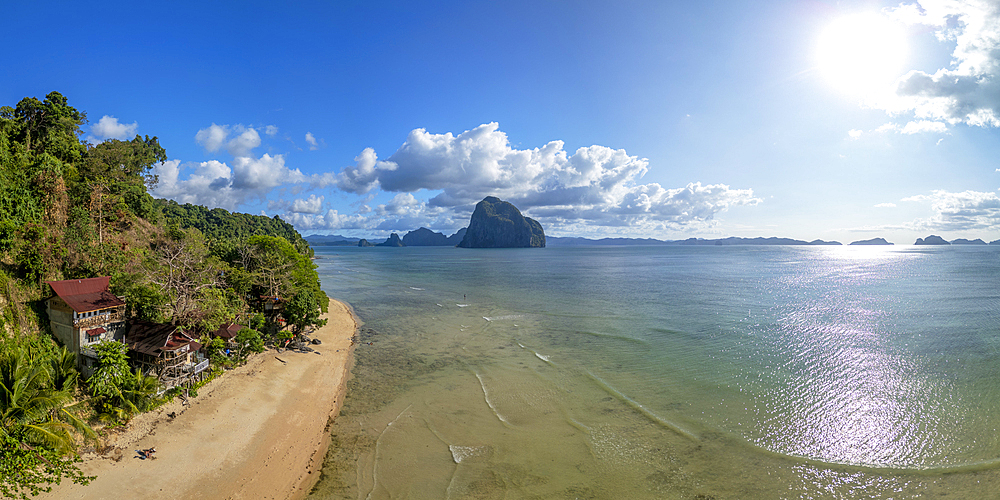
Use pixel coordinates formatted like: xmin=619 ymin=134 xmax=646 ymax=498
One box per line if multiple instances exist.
xmin=306 ymin=244 xmax=1000 ymax=499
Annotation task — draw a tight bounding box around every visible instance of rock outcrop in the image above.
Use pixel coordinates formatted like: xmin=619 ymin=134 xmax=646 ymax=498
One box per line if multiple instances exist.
xmin=376 ymin=233 xmax=405 ymax=247
xmin=457 ymin=197 xmax=545 ymax=248
xmin=357 ymin=239 xmax=375 ymax=247
xmin=914 ymin=235 xmax=950 ymax=245
xmin=850 ymin=238 xmax=893 ymax=245
xmin=951 ymin=238 xmax=987 ymax=245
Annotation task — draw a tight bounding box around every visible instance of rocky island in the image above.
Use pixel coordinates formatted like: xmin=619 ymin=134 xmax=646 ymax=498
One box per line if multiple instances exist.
xmin=914 ymin=235 xmax=950 ymax=245
xmin=457 ymin=196 xmax=545 ymax=248
xmin=850 ymin=238 xmax=894 ymax=245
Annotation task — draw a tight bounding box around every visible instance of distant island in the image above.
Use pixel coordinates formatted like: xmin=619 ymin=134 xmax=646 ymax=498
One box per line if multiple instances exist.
xmin=850 ymin=238 xmax=893 ymax=245
xmin=307 ymin=230 xmax=1000 ymax=249
xmin=914 ymin=235 xmax=950 ymax=245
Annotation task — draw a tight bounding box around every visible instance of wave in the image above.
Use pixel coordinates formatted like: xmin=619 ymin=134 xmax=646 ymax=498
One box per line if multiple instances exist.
xmin=473 ymin=370 xmax=510 ymax=424
xmin=584 ymin=371 xmax=698 ymax=441
xmin=409 ymin=287 xmax=425 ymax=290
xmin=482 ymin=314 xmax=523 ymax=322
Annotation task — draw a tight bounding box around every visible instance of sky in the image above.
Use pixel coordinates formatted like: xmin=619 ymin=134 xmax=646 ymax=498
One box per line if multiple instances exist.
xmin=4 ymin=0 xmax=1000 ymax=244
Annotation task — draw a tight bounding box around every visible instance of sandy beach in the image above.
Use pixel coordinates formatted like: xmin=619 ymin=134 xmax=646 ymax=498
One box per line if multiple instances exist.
xmin=43 ymin=299 xmax=357 ymax=500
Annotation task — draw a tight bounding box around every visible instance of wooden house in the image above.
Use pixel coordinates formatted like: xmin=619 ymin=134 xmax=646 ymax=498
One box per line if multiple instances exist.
xmin=213 ymin=323 xmax=245 ymax=350
xmin=45 ymin=277 xmax=127 ymax=376
xmin=124 ymin=322 xmax=210 ymax=388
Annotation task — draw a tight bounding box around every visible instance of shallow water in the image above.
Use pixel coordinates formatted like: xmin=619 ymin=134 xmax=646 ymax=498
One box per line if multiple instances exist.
xmin=308 ymin=245 xmax=1000 ymax=499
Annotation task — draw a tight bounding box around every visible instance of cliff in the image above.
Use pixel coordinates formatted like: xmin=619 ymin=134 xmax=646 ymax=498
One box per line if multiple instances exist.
xmin=457 ymin=197 xmax=545 ymax=248
xmin=357 ymin=239 xmax=375 ymax=247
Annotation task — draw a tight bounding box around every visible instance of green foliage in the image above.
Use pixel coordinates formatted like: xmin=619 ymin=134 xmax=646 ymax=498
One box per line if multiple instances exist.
xmin=89 ymin=341 xmax=158 ymax=423
xmin=0 ymin=344 xmax=96 ymax=499
xmin=232 ymin=327 xmax=265 ymax=364
xmin=201 ymin=336 xmax=229 ymax=367
xmin=157 ymin=199 xmax=305 ymax=246
xmin=0 ymin=431 xmax=94 ymax=500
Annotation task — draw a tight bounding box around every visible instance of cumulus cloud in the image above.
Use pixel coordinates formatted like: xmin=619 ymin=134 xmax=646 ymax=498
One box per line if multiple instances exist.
xmin=194 ymin=124 xmax=262 ymax=157
xmin=902 ymin=189 xmax=1000 ymax=230
xmin=283 ymin=209 xmax=370 ymax=231
xmin=291 ymin=194 xmax=324 ymax=214
xmin=264 ymin=125 xmax=279 ymax=136
xmin=848 ymin=129 xmax=863 ymax=138
xmin=877 ymin=1 xmax=1000 ymax=127
xmin=195 ymin=124 xmax=228 ymax=153
xmin=321 ymin=123 xmax=760 ymax=231
xmin=150 ymin=152 xmax=304 ymax=210
xmin=89 ymin=115 xmax=138 ymax=141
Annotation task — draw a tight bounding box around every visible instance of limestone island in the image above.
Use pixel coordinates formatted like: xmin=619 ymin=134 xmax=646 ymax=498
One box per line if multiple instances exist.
xmin=914 ymin=235 xmax=950 ymax=245
xmin=850 ymin=238 xmax=893 ymax=245
xmin=458 ymin=196 xmax=546 ymax=248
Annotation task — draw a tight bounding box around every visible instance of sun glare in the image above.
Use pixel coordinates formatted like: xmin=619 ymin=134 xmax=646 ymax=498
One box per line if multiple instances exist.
xmin=816 ymin=13 xmax=909 ymax=96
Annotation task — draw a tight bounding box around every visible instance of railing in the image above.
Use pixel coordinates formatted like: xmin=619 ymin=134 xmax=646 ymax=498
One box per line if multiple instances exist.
xmin=74 ymin=309 xmax=125 ymax=329
xmin=188 ymin=359 xmax=210 ymax=374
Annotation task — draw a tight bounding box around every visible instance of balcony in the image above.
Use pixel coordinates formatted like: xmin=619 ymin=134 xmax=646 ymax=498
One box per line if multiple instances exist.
xmin=74 ymin=309 xmax=125 ymax=329
xmin=187 ymin=359 xmax=210 ymax=374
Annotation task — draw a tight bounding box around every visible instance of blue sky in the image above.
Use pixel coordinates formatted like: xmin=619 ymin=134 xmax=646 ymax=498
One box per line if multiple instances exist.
xmin=5 ymin=0 xmax=1000 ymax=244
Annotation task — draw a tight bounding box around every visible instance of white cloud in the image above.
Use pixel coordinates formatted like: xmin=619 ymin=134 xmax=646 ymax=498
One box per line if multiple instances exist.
xmin=291 ymin=194 xmax=324 ymax=214
xmin=227 ymin=128 xmax=261 ymax=157
xmin=194 ymin=124 xmax=262 ymax=157
xmin=195 ymin=123 xmax=228 ymax=153
xmin=848 ymin=129 xmax=863 ymax=138
xmin=90 ymin=115 xmax=138 ymax=141
xmin=283 ymin=209 xmax=370 ymax=231
xmin=875 ymin=202 xmax=897 ymax=208
xmin=305 ymin=132 xmax=320 ymax=150
xmin=900 ymin=120 xmax=949 ymax=134
xmin=264 ymin=125 xmax=279 ymax=136
xmin=320 ymin=123 xmax=760 ymax=232
xmin=151 ymin=153 xmax=305 ymax=210
xmin=877 ymin=1 xmax=1000 ymax=127
xmin=334 ymin=147 xmax=393 ymax=194
xmin=902 ymin=189 xmax=1000 ymax=230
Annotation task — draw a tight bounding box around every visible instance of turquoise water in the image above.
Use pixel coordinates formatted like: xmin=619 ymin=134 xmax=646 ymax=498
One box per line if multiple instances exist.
xmin=309 ymin=245 xmax=1000 ymax=499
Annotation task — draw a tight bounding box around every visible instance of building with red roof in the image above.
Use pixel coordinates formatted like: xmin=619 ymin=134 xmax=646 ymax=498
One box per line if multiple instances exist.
xmin=45 ymin=277 xmax=127 ymax=375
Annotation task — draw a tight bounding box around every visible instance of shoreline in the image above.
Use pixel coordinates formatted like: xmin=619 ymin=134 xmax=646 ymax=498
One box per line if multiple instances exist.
xmin=42 ymin=299 xmax=358 ymax=500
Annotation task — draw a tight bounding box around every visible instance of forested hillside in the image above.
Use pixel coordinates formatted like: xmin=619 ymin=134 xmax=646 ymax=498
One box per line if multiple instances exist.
xmin=0 ymin=92 xmax=327 ymax=498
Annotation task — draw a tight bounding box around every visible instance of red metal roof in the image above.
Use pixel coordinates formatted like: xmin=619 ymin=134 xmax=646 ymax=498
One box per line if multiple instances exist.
xmin=214 ymin=323 xmax=245 ymax=339
xmin=45 ymin=277 xmax=125 ymax=313
xmin=86 ymin=327 xmax=107 ymax=335
xmin=125 ymin=322 xmax=199 ymax=357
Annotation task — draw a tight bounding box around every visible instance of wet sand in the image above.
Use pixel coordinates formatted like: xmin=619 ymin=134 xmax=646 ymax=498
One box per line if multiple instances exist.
xmin=43 ymin=299 xmax=357 ymax=500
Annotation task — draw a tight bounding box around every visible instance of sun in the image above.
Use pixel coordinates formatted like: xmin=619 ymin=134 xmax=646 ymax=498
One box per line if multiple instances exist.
xmin=816 ymin=13 xmax=909 ymax=96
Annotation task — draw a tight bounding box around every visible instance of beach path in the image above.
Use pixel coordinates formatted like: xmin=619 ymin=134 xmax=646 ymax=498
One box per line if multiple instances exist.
xmin=43 ymin=299 xmax=357 ymax=500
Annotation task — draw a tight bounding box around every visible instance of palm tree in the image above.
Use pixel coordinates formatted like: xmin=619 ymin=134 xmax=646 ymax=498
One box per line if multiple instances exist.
xmin=0 ymin=346 xmax=95 ymax=454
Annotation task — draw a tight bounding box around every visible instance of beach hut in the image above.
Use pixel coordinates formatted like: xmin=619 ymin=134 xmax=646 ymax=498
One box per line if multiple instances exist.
xmin=124 ymin=322 xmax=210 ymax=388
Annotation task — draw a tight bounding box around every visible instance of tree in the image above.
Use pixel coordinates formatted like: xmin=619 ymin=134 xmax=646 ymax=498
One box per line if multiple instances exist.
xmin=0 ymin=346 xmax=95 ymax=499
xmin=232 ymin=327 xmax=265 ymax=364
xmin=89 ymin=341 xmax=158 ymax=423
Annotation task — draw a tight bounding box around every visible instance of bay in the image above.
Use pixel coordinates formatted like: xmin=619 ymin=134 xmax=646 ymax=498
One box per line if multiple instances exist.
xmin=308 ymin=245 xmax=1000 ymax=499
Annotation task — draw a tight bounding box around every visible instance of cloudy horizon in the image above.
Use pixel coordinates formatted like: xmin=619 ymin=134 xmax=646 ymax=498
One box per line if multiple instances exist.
xmin=12 ymin=0 xmax=1000 ymax=244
